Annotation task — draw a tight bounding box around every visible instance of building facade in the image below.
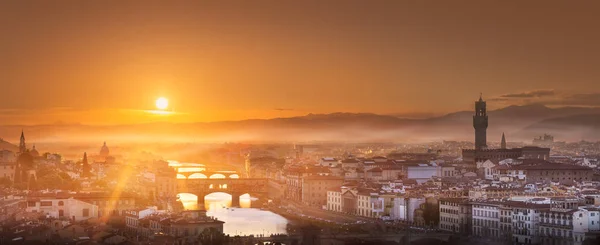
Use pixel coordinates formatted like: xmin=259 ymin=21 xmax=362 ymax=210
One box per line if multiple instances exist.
xmin=301 ymin=176 xmax=343 ymax=207
xmin=390 ymin=197 xmax=425 ymax=222
xmin=26 ymin=197 xmax=98 ymax=221
xmin=462 ymin=147 xmax=551 ymax=165
xmin=472 ymin=202 xmax=502 ymax=238
xmin=439 ymin=198 xmax=472 ymax=234
xmin=517 ymin=163 xmax=593 ymax=184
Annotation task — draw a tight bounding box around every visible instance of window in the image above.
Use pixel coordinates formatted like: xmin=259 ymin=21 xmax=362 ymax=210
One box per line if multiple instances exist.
xmin=83 ymin=208 xmax=90 ymax=217
xmin=40 ymin=201 xmax=52 ymax=207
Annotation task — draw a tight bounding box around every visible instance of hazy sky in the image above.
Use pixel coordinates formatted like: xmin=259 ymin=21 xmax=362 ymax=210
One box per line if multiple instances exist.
xmin=1 ymin=0 xmax=599 ymax=124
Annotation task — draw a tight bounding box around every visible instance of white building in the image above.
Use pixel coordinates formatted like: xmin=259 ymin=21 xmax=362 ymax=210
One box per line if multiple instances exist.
xmin=390 ymin=197 xmax=425 ymax=222
xmin=538 ymin=208 xmax=588 ymax=245
xmin=326 ymin=190 xmax=343 ymax=212
xmin=477 ymin=159 xmax=498 ymax=180
xmin=356 ymin=190 xmax=389 ymax=218
xmin=584 ymin=207 xmax=600 ymax=232
xmin=26 ymin=197 xmax=98 ymax=221
xmin=125 ymin=207 xmax=158 ymax=232
xmin=472 ymin=202 xmax=502 ymax=238
xmin=357 ymin=192 xmax=375 ymax=218
xmin=510 ymin=201 xmax=550 ymax=245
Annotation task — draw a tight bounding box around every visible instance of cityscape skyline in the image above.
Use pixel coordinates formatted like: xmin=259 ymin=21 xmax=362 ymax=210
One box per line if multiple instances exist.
xmin=3 ymin=1 xmax=600 ymax=245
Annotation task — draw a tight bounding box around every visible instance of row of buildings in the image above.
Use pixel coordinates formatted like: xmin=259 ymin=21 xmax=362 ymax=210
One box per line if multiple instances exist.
xmin=0 ymin=132 xmax=115 ymax=184
xmin=124 ymin=208 xmax=224 ymax=244
xmin=439 ymin=197 xmax=600 ymax=245
xmin=2 ymin=191 xmax=137 ymax=222
xmin=326 ymin=186 xmax=428 ymax=221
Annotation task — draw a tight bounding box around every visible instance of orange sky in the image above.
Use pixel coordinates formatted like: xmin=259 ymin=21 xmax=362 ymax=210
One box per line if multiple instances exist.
xmin=1 ymin=1 xmax=600 ymax=125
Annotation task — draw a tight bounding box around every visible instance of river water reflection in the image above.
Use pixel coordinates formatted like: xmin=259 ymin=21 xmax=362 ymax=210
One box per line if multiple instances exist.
xmin=179 ymin=193 xmax=289 ymax=236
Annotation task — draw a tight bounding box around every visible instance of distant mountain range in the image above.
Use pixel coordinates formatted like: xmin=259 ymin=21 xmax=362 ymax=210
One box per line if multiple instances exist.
xmin=1 ymin=104 xmax=600 ymax=144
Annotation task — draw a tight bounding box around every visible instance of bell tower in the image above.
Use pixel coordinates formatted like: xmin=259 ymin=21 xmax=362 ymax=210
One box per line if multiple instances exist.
xmin=473 ymin=94 xmax=488 ymax=149
xmin=19 ymin=130 xmax=26 ymax=153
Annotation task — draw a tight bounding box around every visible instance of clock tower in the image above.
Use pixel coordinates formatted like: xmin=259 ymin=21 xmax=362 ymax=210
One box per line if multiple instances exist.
xmin=473 ymin=94 xmax=488 ymax=149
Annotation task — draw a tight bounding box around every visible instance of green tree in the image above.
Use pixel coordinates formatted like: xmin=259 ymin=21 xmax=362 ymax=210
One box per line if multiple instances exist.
xmin=34 ymin=171 xmax=80 ymax=191
xmin=36 ymin=165 xmax=56 ymax=178
xmin=422 ymin=202 xmax=439 ymax=227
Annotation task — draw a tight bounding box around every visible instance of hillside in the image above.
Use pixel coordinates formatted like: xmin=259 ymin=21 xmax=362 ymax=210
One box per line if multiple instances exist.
xmin=520 ymin=114 xmax=600 ymax=141
xmin=1 ymin=105 xmax=600 ymax=143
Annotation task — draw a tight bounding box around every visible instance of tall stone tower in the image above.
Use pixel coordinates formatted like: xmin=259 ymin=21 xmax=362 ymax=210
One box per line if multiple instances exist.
xmin=501 ymin=133 xmax=507 ymax=149
xmin=19 ymin=130 xmax=26 ymax=153
xmin=82 ymin=152 xmax=91 ymax=178
xmin=473 ymin=94 xmax=488 ymax=149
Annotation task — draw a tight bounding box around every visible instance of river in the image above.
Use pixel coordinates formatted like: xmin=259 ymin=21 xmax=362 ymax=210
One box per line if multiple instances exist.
xmin=178 ymin=193 xmax=289 ymax=236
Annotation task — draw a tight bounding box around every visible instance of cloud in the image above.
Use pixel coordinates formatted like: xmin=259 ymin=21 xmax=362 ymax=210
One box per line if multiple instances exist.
xmin=500 ymin=89 xmax=555 ymax=98
xmin=274 ymin=108 xmax=295 ymax=111
xmin=495 ymin=90 xmax=600 ymax=107
xmin=547 ymin=93 xmax=600 ymax=107
xmin=487 ymin=98 xmax=509 ymax=102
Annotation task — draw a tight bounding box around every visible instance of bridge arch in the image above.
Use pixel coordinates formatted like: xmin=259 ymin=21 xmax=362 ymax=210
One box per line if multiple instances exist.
xmin=176 ymin=193 xmax=199 ymax=210
xmin=176 ymin=174 xmax=187 ymax=179
xmin=200 ymin=192 xmax=254 ymax=209
xmin=229 ymin=174 xmax=240 ymax=179
xmin=176 ymin=192 xmax=239 ymax=210
xmin=176 ymin=178 xmax=268 ymax=208
xmin=239 ymin=193 xmax=252 ymax=208
xmin=188 ymin=173 xmax=208 ymax=179
xmin=209 ymin=173 xmax=226 ymax=179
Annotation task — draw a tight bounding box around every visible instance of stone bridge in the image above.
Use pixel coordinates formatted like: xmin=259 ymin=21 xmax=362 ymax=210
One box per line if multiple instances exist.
xmin=175 ymin=171 xmax=241 ymax=179
xmin=176 ymin=178 xmax=268 ymax=207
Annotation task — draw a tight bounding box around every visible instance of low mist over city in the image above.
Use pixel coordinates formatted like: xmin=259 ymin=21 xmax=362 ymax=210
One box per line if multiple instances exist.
xmin=2 ymin=1 xmax=600 ymax=245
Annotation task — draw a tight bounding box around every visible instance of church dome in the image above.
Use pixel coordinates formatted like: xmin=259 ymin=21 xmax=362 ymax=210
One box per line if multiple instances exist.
xmin=100 ymin=142 xmax=110 ymax=157
xmin=29 ymin=145 xmax=39 ymax=157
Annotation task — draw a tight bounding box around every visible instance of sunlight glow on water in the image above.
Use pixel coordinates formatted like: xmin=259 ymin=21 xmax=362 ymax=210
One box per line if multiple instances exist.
xmin=178 ymin=193 xmax=288 ymax=236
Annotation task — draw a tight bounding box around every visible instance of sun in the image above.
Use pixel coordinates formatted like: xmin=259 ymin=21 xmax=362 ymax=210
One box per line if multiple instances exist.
xmin=155 ymin=97 xmax=169 ymax=110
